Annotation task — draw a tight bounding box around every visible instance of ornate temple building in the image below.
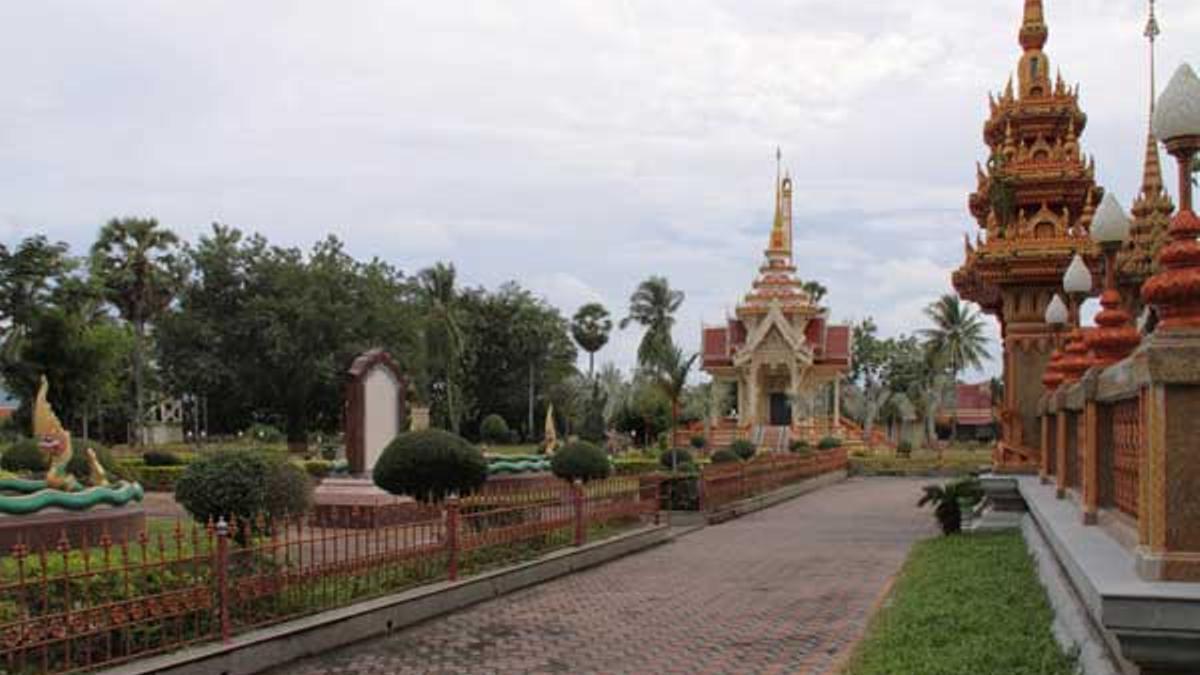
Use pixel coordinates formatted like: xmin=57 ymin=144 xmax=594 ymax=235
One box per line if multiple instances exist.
xmin=699 ymin=163 xmax=851 ymax=451
xmin=955 ymin=0 xmax=1176 ymax=470
xmin=953 ymin=0 xmax=1105 ymax=468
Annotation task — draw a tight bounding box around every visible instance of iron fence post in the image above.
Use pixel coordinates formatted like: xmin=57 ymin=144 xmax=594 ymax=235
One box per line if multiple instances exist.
xmin=446 ymin=494 xmax=460 ymax=581
xmin=572 ymin=479 xmax=586 ymax=546
xmin=216 ymin=517 xmax=231 ymax=643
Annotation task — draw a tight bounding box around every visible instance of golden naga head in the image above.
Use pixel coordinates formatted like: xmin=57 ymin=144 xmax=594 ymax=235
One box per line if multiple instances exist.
xmin=33 ymin=376 xmax=71 ymax=458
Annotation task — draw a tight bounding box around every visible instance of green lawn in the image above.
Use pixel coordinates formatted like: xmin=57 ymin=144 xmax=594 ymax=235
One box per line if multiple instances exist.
xmin=483 ymin=443 xmax=543 ymax=457
xmin=844 ymin=532 xmax=1077 ymax=675
xmin=850 ymin=449 xmax=993 ymax=477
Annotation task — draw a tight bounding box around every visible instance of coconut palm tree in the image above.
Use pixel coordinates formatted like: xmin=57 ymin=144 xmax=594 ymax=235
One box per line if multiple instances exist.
xmin=571 ymin=302 xmax=613 ymax=379
xmin=919 ymin=294 xmax=990 ymax=441
xmin=802 ymin=280 xmax=828 ymax=305
xmin=90 ymin=218 xmax=184 ymax=446
xmin=620 ymin=276 xmax=684 ymax=368
xmin=418 ymin=262 xmax=463 ymax=434
xmin=653 ymin=345 xmax=698 ymax=467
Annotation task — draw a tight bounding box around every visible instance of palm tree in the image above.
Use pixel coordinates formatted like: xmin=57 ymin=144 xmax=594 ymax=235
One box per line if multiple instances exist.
xmin=571 ymin=302 xmax=613 ymax=379
xmin=620 ymin=276 xmax=684 ymax=368
xmin=919 ymin=295 xmax=990 ymax=442
xmin=802 ymin=280 xmax=828 ymax=305
xmin=418 ymin=262 xmax=463 ymax=434
xmin=653 ymin=345 xmax=698 ymax=467
xmin=90 ymin=218 xmax=184 ymax=446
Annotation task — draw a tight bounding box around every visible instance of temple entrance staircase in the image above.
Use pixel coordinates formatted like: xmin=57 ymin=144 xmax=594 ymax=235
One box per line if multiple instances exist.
xmin=753 ymin=425 xmax=791 ymax=453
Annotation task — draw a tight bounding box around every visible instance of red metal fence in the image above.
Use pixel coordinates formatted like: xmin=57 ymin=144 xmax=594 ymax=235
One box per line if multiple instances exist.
xmin=700 ymin=449 xmax=847 ymax=512
xmin=0 ymin=476 xmax=659 ymax=674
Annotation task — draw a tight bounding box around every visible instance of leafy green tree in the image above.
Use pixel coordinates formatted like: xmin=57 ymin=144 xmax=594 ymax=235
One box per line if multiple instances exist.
xmin=0 ymin=236 xmax=73 ymax=360
xmin=571 ymin=302 xmax=612 ymax=379
xmin=919 ymin=295 xmax=990 ymax=440
xmin=850 ymin=319 xmax=892 ymax=438
xmin=620 ymin=276 xmax=684 ymax=368
xmin=90 ymin=218 xmax=185 ymax=445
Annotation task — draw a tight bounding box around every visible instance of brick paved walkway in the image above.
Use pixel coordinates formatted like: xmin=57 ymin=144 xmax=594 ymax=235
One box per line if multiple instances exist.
xmin=275 ymin=477 xmax=934 ymax=675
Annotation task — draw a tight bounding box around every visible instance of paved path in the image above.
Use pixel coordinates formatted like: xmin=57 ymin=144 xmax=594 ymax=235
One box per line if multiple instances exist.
xmin=275 ymin=477 xmax=934 ymax=675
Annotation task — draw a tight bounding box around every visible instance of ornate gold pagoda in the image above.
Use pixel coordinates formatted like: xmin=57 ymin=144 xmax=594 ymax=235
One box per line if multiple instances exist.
xmin=701 ymin=157 xmax=851 ymax=449
xmin=953 ymin=0 xmax=1104 ymax=468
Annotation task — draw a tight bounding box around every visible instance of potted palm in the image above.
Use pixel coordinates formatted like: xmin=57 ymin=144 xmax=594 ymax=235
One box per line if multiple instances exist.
xmin=918 ymin=477 xmax=983 ymax=535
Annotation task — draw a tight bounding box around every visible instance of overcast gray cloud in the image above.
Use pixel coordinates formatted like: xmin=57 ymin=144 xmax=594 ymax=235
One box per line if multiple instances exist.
xmin=2 ymin=0 xmax=1198 ymax=382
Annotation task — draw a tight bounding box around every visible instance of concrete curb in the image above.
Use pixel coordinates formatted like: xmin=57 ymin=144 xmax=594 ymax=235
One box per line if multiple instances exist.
xmin=706 ymin=470 xmax=847 ymax=525
xmin=100 ymin=524 xmax=671 ymax=675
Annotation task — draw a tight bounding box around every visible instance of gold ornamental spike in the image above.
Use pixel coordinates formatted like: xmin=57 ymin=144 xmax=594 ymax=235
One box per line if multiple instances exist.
xmin=33 ymin=376 xmax=66 ymax=438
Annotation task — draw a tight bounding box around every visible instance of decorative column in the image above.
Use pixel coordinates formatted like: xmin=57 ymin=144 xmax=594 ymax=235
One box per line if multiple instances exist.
xmin=1057 ymin=255 xmax=1093 ymax=499
xmin=1133 ymin=63 xmax=1200 ymax=580
xmin=1041 ymin=295 xmax=1069 ymax=484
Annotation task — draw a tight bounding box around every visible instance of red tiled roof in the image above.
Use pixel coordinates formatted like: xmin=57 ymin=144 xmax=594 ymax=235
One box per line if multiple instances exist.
xmin=821 ymin=325 xmax=851 ymax=363
xmin=702 ymin=327 xmax=732 ymax=367
xmin=805 ymin=318 xmax=826 ymax=353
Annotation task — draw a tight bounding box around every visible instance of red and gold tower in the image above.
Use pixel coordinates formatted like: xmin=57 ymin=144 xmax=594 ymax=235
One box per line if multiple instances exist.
xmin=953 ymin=0 xmax=1102 ymax=469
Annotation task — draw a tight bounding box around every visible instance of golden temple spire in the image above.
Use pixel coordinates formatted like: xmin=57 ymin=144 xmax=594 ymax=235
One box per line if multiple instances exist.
xmin=1020 ymin=0 xmax=1048 ymax=51
xmin=767 ymin=149 xmax=792 ymax=264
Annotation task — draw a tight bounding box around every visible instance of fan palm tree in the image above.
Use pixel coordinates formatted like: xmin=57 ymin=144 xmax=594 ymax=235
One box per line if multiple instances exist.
xmin=90 ymin=218 xmax=184 ymax=446
xmin=418 ymin=262 xmax=463 ymax=434
xmin=919 ymin=295 xmax=990 ymax=442
xmin=620 ymin=276 xmax=684 ymax=368
xmin=653 ymin=345 xmax=698 ymax=467
xmin=571 ymin=302 xmax=613 ymax=379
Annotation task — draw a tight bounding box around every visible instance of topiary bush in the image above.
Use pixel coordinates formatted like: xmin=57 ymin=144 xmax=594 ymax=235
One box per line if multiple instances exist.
xmin=550 ymin=441 xmax=611 ymax=483
xmin=301 ymin=459 xmax=333 ymax=480
xmin=1 ymin=439 xmax=47 ymax=474
xmin=818 ymin=436 xmax=843 ymax=451
xmin=689 ymin=434 xmax=707 ymax=450
xmin=897 ymin=440 xmax=914 ymax=458
xmin=175 ymin=450 xmax=313 ymax=539
xmin=659 ymin=448 xmax=694 ymax=471
xmin=730 ymin=439 xmax=757 ymax=461
xmin=480 ymin=414 xmax=511 ymax=445
xmin=710 ymin=449 xmax=741 ymax=464
xmin=372 ymin=429 xmax=488 ymax=503
xmin=142 ymin=450 xmax=182 ymax=467
xmin=245 ymin=423 xmax=285 ymax=444
xmin=789 ymin=440 xmax=811 ymax=453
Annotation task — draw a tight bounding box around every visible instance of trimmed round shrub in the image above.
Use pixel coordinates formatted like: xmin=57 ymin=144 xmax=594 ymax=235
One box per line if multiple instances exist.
xmin=789 ymin=440 xmax=811 ymax=453
xmin=143 ymin=450 xmax=182 ymax=467
xmin=710 ymin=449 xmax=741 ymax=464
xmin=659 ymin=448 xmax=694 ymax=471
xmin=818 ymin=436 xmax=843 ymax=450
xmin=689 ymin=434 xmax=707 ymax=450
xmin=550 ymin=441 xmax=611 ymax=483
xmin=372 ymin=429 xmax=487 ymax=503
xmin=480 ymin=414 xmax=510 ymax=445
xmin=1 ymin=439 xmax=47 ymax=474
xmin=730 ymin=439 xmax=757 ymax=461
xmin=897 ymin=440 xmax=914 ymax=458
xmin=175 ymin=450 xmax=313 ymax=536
xmin=301 ymin=459 xmax=333 ymax=480
xmin=67 ymin=445 xmax=123 ymax=483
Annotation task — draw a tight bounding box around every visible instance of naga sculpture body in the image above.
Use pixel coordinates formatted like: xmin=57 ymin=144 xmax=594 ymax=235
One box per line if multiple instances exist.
xmin=0 ymin=377 xmax=144 ymax=515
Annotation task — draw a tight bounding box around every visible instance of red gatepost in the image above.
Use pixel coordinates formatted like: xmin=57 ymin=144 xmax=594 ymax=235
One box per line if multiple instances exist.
xmin=446 ymin=494 xmax=460 ymax=581
xmin=572 ymin=479 xmax=586 ymax=547
xmin=215 ymin=517 xmax=231 ymax=643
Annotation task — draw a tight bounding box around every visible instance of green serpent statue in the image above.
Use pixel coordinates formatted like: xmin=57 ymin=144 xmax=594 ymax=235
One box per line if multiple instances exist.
xmin=0 ymin=377 xmax=144 ymax=516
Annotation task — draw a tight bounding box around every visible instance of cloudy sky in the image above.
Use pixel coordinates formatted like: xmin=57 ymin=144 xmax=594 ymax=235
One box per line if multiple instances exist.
xmin=2 ymin=0 xmax=1198 ymax=381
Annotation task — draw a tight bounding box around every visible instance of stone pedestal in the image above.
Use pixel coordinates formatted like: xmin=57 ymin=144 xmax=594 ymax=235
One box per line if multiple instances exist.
xmin=0 ymin=506 xmax=146 ymax=551
xmin=312 ymin=478 xmax=433 ymax=528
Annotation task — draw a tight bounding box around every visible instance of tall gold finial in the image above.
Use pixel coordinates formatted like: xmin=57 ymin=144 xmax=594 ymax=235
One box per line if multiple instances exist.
xmin=1146 ymin=0 xmax=1161 ymax=114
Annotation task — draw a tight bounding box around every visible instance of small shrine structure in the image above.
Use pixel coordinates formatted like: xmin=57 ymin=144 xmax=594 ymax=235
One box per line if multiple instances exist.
xmin=700 ymin=159 xmax=851 ymax=451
